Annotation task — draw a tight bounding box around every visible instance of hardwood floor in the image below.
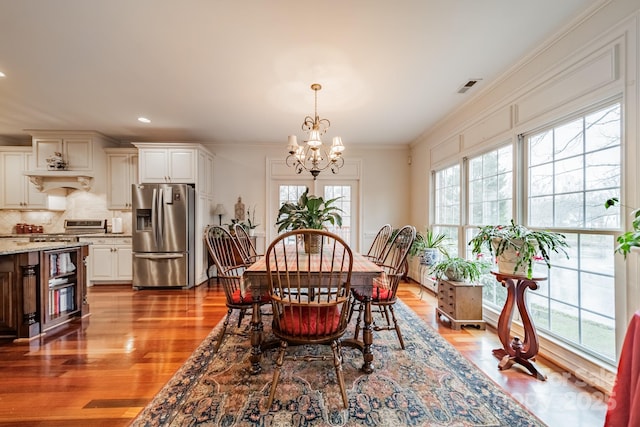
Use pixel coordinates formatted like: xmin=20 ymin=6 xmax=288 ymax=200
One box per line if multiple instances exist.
xmin=0 ymin=281 xmax=608 ymax=426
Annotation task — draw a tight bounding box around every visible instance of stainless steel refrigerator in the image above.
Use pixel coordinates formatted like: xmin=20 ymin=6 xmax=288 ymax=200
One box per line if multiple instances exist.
xmin=132 ymin=183 xmax=195 ymax=289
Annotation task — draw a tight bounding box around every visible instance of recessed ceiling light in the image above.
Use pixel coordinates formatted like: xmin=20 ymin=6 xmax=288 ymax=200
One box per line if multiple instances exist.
xmin=0 ymin=71 xmax=6 ymax=78
xmin=137 ymin=117 xmax=151 ymax=123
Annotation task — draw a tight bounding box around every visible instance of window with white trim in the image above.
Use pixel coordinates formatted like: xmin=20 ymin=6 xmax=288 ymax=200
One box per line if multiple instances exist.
xmin=524 ymin=102 xmax=620 ymax=362
xmin=433 ymin=164 xmax=460 ymax=257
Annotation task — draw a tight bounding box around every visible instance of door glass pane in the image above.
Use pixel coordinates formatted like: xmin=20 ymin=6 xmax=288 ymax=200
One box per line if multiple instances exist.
xmin=324 ymin=185 xmax=351 ymax=245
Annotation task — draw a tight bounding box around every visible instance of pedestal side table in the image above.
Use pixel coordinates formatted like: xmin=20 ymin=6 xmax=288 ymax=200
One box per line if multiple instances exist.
xmin=491 ymin=271 xmax=547 ymax=381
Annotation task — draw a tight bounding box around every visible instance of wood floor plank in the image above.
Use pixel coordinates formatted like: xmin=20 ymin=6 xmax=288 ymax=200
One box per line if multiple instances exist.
xmin=0 ymin=281 xmax=607 ymax=426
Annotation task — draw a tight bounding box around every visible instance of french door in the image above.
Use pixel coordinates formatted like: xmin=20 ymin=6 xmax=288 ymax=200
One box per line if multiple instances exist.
xmin=269 ymin=180 xmax=359 ymax=251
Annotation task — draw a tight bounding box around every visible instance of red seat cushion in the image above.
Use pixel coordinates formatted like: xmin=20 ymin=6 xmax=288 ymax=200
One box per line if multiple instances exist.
xmin=353 ymin=285 xmax=391 ymax=301
xmin=231 ymin=289 xmax=269 ymax=304
xmin=277 ymin=306 xmax=340 ymax=336
xmin=353 ymin=272 xmax=392 ymax=301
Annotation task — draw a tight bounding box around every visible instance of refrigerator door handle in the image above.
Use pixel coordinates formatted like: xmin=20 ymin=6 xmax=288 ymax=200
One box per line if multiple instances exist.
xmin=134 ymin=253 xmax=185 ymax=260
xmin=151 ymin=188 xmax=158 ymax=246
xmin=157 ymin=187 xmax=164 ymax=249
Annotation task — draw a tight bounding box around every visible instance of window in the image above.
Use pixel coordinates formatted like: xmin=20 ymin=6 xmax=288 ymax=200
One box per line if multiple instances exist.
xmin=277 ymin=185 xmax=308 ymax=244
xmin=433 ymin=165 xmax=460 ymax=257
xmin=432 ymin=102 xmax=621 ymax=364
xmin=525 ymin=102 xmax=620 ymax=362
xmin=324 ymin=185 xmax=351 ymax=245
xmin=466 ymin=144 xmax=513 ymax=309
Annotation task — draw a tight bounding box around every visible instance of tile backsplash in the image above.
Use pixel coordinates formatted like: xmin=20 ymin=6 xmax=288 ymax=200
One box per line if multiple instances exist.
xmin=0 ymin=191 xmax=132 ymax=234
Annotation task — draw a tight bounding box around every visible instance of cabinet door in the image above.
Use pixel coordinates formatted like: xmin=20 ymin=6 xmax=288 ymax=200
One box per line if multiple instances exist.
xmin=0 ymin=152 xmax=47 ymax=209
xmin=198 ymin=151 xmax=214 ymax=197
xmin=168 ymin=149 xmax=196 ymax=182
xmin=63 ymin=138 xmax=92 ymax=170
xmin=24 ymin=153 xmax=47 ymax=208
xmin=138 ymin=149 xmax=169 ymax=183
xmin=107 ymin=153 xmax=137 ymax=209
xmin=89 ymin=246 xmax=116 ymax=281
xmin=115 ymin=246 xmax=133 ymax=280
xmin=33 ymin=138 xmax=63 ymax=169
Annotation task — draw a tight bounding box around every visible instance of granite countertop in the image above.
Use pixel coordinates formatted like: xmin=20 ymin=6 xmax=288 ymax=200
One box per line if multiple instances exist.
xmin=0 ymin=241 xmax=90 ymax=256
xmin=0 ymin=233 xmax=132 ymax=239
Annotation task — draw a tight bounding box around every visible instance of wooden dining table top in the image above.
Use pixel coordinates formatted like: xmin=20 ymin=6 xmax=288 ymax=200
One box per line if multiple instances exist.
xmin=243 ymin=244 xmax=383 ymax=291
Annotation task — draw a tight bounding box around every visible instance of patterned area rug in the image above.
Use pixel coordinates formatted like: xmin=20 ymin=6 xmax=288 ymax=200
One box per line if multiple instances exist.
xmin=132 ymin=299 xmax=545 ymax=426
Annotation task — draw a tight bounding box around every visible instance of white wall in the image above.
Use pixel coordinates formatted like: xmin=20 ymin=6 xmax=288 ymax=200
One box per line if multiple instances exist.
xmin=409 ymin=0 xmax=640 ymax=392
xmin=203 ymin=142 xmax=411 ymax=252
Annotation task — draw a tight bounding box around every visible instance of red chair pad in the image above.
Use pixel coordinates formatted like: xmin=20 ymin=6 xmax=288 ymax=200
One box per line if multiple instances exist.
xmin=278 ymin=306 xmax=340 ymax=336
xmin=231 ymin=289 xmax=269 ymax=304
xmin=353 ymin=285 xmax=391 ymax=302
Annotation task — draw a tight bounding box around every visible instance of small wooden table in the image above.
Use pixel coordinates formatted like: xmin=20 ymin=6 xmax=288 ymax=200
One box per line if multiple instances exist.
xmin=491 ymin=271 xmax=547 ymax=381
xmin=243 ymin=245 xmax=383 ymax=375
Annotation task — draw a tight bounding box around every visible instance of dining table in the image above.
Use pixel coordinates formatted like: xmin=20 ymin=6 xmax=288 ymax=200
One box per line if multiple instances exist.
xmin=242 ymin=244 xmax=383 ymax=375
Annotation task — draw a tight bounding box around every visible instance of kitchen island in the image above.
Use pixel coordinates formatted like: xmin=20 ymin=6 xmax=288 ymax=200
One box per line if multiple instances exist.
xmin=0 ymin=241 xmax=90 ymax=341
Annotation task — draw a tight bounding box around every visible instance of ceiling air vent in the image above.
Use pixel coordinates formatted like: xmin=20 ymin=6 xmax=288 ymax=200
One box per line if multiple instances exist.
xmin=457 ymin=78 xmax=482 ymax=94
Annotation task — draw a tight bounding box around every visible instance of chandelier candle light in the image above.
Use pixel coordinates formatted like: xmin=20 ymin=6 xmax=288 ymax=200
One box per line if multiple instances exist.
xmin=286 ymin=83 xmax=345 ymax=180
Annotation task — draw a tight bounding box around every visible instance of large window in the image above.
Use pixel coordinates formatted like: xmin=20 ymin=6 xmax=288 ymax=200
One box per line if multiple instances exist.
xmin=433 ymin=165 xmax=460 ymax=257
xmin=466 ymin=145 xmax=513 ymax=308
xmin=525 ymin=102 xmax=620 ymax=362
xmin=432 ymin=101 xmax=621 ymax=364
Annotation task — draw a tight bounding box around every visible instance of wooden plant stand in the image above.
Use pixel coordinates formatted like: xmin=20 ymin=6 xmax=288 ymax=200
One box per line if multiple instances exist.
xmin=491 ymin=271 xmax=547 ymax=381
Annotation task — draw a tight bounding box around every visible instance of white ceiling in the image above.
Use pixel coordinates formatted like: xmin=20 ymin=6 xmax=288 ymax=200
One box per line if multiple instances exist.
xmin=0 ymin=0 xmax=600 ymax=146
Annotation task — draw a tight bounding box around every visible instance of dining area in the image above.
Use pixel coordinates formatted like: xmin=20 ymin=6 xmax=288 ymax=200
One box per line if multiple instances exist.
xmin=203 ymin=223 xmax=417 ymax=411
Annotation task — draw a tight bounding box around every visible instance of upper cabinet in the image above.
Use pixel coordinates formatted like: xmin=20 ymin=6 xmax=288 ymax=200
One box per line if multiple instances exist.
xmin=137 ymin=147 xmax=195 ymax=183
xmin=133 ymin=143 xmax=214 ymax=196
xmin=26 ymin=131 xmax=119 ymax=194
xmin=105 ymin=148 xmax=138 ymax=210
xmin=32 ymin=136 xmax=93 ymax=171
xmin=0 ymin=148 xmax=47 ymax=209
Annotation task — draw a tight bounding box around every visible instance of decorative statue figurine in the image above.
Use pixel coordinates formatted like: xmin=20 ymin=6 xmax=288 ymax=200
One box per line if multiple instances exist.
xmin=46 ymin=152 xmax=67 ymax=170
xmin=234 ymin=197 xmax=245 ymax=221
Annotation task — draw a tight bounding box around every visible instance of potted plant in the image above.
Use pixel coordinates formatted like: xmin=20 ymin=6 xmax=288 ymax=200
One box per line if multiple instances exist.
xmin=414 ymin=229 xmax=449 ymax=266
xmin=429 ymin=256 xmax=490 ymax=282
xmin=605 ymin=197 xmax=640 ymax=258
xmin=275 ymin=188 xmax=343 ymax=253
xmin=468 ymin=219 xmax=569 ymax=279
xmin=245 ymin=206 xmax=259 ymax=236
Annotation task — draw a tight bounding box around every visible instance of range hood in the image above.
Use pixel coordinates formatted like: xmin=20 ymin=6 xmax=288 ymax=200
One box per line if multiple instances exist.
xmin=24 ymin=171 xmax=94 ymax=192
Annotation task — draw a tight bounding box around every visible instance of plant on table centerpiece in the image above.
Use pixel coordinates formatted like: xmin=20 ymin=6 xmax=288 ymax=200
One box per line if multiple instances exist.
xmin=429 ymin=255 xmax=490 ymax=283
xmin=468 ymin=219 xmax=569 ymax=279
xmin=275 ymin=188 xmax=343 ymax=253
xmin=605 ymin=197 xmax=640 ymax=258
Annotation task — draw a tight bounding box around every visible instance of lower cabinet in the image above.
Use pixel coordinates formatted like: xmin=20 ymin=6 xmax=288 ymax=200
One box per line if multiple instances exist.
xmin=81 ymin=237 xmax=132 ymax=284
xmin=435 ymin=279 xmax=486 ymax=330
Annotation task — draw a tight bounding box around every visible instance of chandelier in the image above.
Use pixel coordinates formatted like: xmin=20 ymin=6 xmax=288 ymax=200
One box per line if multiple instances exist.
xmin=286 ymin=83 xmax=345 ymax=180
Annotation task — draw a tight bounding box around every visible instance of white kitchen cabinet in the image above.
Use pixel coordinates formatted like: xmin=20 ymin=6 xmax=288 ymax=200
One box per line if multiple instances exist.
xmin=198 ymin=150 xmax=214 ymax=197
xmin=81 ymin=237 xmax=132 ymax=284
xmin=137 ymin=147 xmax=196 ymax=183
xmin=105 ymin=149 xmax=138 ymax=209
xmin=32 ymin=136 xmax=92 ymax=170
xmin=0 ymin=149 xmax=47 ymax=209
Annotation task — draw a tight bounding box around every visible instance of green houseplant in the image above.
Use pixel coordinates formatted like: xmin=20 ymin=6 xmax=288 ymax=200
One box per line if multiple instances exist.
xmin=468 ymin=219 xmax=569 ymax=279
xmin=414 ymin=229 xmax=449 ymax=266
xmin=605 ymin=197 xmax=640 ymax=258
xmin=275 ymin=188 xmax=343 ymax=253
xmin=429 ymin=256 xmax=490 ymax=283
